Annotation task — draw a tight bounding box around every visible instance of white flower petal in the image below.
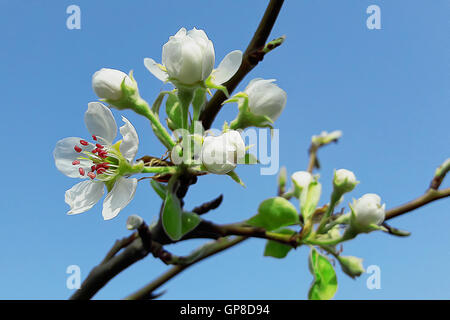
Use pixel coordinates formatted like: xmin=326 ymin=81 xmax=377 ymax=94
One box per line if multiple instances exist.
xmin=143 ymin=58 xmax=169 ymax=82
xmin=65 ymin=180 xmax=104 ymax=215
xmin=102 ymin=177 xmax=137 ymax=220
xmin=119 ymin=116 xmax=139 ymax=162
xmin=213 ymin=50 xmax=242 ymax=84
xmin=84 ymin=102 xmax=117 ymax=144
xmin=54 ymin=137 xmax=94 ymax=178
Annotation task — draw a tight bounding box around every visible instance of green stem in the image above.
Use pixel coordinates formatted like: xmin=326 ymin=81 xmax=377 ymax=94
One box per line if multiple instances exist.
xmin=141 ymin=166 xmax=178 ymax=174
xmin=136 ymin=98 xmax=176 ymax=149
xmin=177 ymin=89 xmax=194 ymax=131
xmin=317 ymin=190 xmax=341 ymax=233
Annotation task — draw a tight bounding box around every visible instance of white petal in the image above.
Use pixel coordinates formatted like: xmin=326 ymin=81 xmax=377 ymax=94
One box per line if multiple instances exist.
xmin=54 ymin=137 xmax=94 ymax=178
xmin=119 ymin=116 xmax=139 ymax=162
xmin=102 ymin=177 xmax=137 ymax=220
xmin=65 ymin=180 xmax=104 ymax=215
xmin=144 ymin=58 xmax=169 ymax=82
xmin=213 ymin=50 xmax=242 ymax=84
xmin=201 ymin=40 xmax=215 ymax=81
xmin=84 ymin=102 xmax=117 ymax=144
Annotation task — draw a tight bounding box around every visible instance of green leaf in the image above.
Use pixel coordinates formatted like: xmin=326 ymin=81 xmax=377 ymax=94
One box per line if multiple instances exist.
xmin=300 ymin=180 xmax=322 ymax=221
xmin=308 ymin=248 xmax=338 ymax=300
xmin=150 ymin=180 xmax=167 ymax=200
xmin=162 ymin=189 xmax=183 ymax=241
xmin=247 ymin=197 xmax=299 ymax=231
xmin=165 ymin=92 xmax=183 ymax=131
xmin=264 ymin=228 xmax=296 ymax=259
xmin=181 ymin=211 xmax=202 ymax=235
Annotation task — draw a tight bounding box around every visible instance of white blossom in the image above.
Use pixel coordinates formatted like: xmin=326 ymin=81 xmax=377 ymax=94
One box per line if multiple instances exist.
xmin=245 ymin=78 xmax=287 ymax=121
xmin=53 ymin=102 xmax=140 ymax=220
xmin=92 ymin=68 xmax=133 ymax=100
xmin=201 ymin=130 xmax=245 ymax=174
xmin=144 ymin=27 xmax=242 ymax=86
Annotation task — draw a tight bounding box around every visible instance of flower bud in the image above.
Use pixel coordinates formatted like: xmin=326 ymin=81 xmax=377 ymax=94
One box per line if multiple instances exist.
xmin=201 ymin=130 xmax=245 ymax=174
xmin=162 ymin=27 xmax=215 ymax=85
xmin=92 ymin=68 xmax=133 ymax=100
xmin=312 ymin=130 xmax=342 ymax=147
xmin=245 ymin=78 xmax=287 ymax=121
xmin=126 ymin=214 xmax=144 ymax=230
xmin=337 ymin=256 xmax=365 ymax=279
xmin=352 ymin=193 xmax=385 ymax=228
xmin=291 ymin=171 xmax=313 ymax=198
xmin=333 ymin=169 xmax=358 ymax=194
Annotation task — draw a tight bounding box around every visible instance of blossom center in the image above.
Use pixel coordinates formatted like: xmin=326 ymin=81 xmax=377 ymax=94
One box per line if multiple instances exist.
xmin=72 ymin=135 xmax=119 ymax=181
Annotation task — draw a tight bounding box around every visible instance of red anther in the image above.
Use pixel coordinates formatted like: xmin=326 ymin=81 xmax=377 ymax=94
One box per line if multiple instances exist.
xmin=74 ymin=145 xmax=82 ymax=153
xmin=72 ymin=160 xmax=80 ymax=165
xmin=99 ymin=163 xmax=109 ymax=169
xmin=80 ymin=140 xmax=89 ymax=146
xmin=97 ymin=168 xmax=106 ymax=175
xmin=96 ymin=143 xmax=104 ymax=149
xmin=87 ymin=172 xmax=96 ymax=179
xmin=91 ymin=165 xmax=96 ymax=172
xmin=92 ymin=148 xmax=98 ymax=154
xmin=79 ymin=168 xmax=85 ymax=176
xmin=92 ymin=135 xmax=97 ymax=141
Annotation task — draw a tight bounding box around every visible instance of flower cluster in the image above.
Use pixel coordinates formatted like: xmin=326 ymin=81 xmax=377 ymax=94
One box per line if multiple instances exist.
xmin=54 ymin=27 xmax=287 ymax=220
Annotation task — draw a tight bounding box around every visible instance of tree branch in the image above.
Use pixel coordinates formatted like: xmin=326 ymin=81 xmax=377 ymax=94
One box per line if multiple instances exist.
xmin=385 ymin=187 xmax=450 ymax=220
xmin=124 ymin=236 xmax=247 ymax=300
xmin=199 ymin=0 xmax=285 ymax=130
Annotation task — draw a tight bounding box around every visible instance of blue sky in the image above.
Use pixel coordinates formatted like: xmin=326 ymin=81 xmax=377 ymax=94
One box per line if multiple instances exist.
xmin=0 ymin=0 xmax=449 ymax=299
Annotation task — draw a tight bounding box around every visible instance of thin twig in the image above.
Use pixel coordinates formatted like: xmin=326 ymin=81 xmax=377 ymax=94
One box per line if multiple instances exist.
xmin=124 ymin=237 xmax=247 ymax=300
xmin=199 ymin=0 xmax=285 ymax=130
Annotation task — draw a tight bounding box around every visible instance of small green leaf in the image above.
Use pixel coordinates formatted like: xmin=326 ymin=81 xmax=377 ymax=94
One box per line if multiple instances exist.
xmin=181 ymin=211 xmax=202 ymax=235
xmin=165 ymin=92 xmax=183 ymax=131
xmin=264 ymin=228 xmax=296 ymax=259
xmin=308 ymin=248 xmax=338 ymax=300
xmin=247 ymin=197 xmax=299 ymax=231
xmin=226 ymin=170 xmax=245 ymax=187
xmin=162 ymin=189 xmax=183 ymax=241
xmin=150 ymin=180 xmax=167 ymax=200
xmin=300 ymin=180 xmax=322 ymax=221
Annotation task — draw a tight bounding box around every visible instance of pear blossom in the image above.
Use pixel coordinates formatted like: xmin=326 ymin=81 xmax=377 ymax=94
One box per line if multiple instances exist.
xmin=144 ymin=27 xmax=242 ymax=86
xmin=201 ymin=130 xmax=245 ymax=174
xmin=333 ymin=169 xmax=358 ymax=193
xmin=352 ymin=193 xmax=386 ymax=227
xmin=245 ymin=78 xmax=287 ymax=121
xmin=292 ymin=171 xmax=313 ymax=189
xmin=53 ymin=102 xmax=141 ymax=220
xmin=92 ymin=68 xmax=133 ymax=100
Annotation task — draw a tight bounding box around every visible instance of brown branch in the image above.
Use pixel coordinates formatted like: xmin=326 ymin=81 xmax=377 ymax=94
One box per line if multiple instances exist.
xmin=199 ymin=0 xmax=285 ymax=130
xmin=385 ymin=188 xmax=450 ymax=220
xmin=124 ymin=236 xmax=247 ymax=300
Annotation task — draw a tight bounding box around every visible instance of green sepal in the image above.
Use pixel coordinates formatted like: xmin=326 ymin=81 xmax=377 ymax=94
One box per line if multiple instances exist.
xmin=308 ymin=248 xmax=338 ymax=300
xmin=226 ymin=170 xmax=245 ymax=187
xmin=264 ymin=228 xmax=296 ymax=259
xmin=205 ymin=76 xmax=229 ymax=97
xmin=247 ymin=197 xmax=299 ymax=231
xmin=226 ymin=93 xmax=274 ymax=130
xmin=192 ymin=87 xmax=207 ymax=123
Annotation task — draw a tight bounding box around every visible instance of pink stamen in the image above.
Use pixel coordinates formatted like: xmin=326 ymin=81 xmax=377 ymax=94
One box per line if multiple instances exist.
xmin=87 ymin=172 xmax=96 ymax=179
xmin=74 ymin=145 xmax=82 ymax=153
xmin=80 ymin=140 xmax=89 ymax=146
xmin=79 ymin=168 xmax=85 ymax=176
xmin=72 ymin=160 xmax=80 ymax=165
